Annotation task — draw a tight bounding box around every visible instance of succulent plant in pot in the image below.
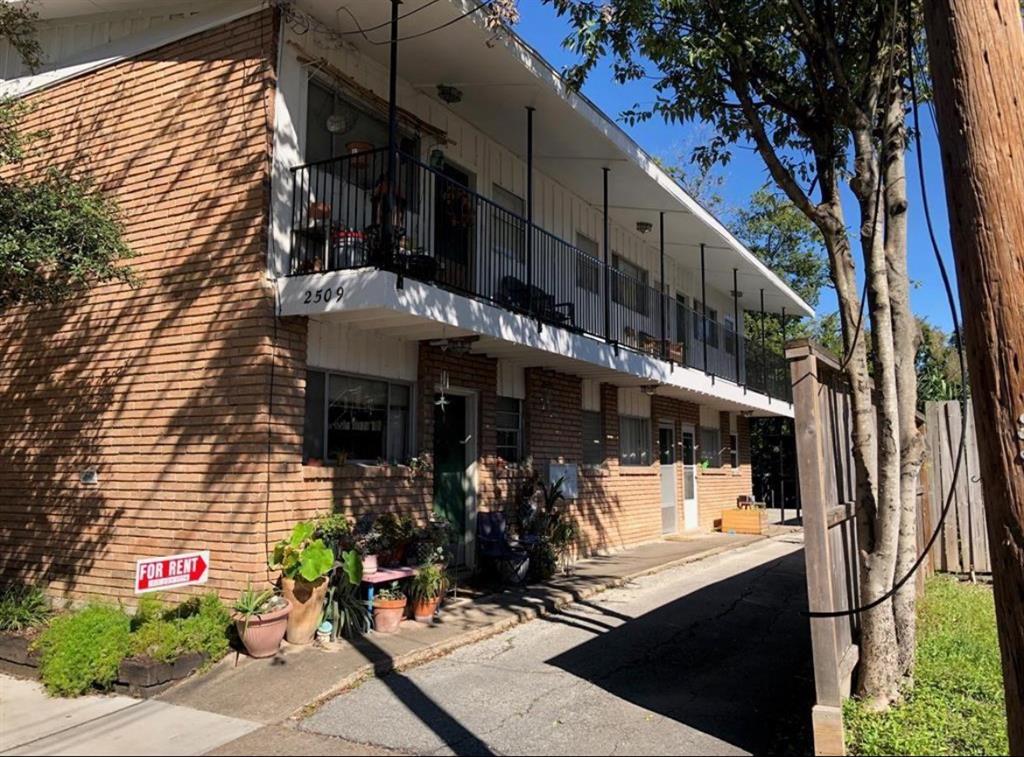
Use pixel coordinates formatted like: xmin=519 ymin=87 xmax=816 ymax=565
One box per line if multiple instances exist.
xmin=269 ymin=521 xmax=335 ymax=645
xmin=409 ymin=564 xmax=447 ymax=623
xmin=372 ymin=582 xmax=407 ymax=634
xmin=232 ymin=583 xmax=290 ymax=658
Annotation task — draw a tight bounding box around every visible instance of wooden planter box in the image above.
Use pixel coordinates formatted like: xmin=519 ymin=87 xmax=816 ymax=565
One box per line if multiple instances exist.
xmin=0 ymin=633 xmax=40 ymax=679
xmin=721 ymin=508 xmax=768 ymax=535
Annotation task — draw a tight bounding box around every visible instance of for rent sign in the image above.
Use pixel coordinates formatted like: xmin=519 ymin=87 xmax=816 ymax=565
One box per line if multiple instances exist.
xmin=135 ymin=551 xmax=210 ymax=594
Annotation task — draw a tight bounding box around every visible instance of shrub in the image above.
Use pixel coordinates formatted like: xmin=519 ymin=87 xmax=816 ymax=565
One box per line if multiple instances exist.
xmin=0 ymin=583 xmax=51 ymax=632
xmin=35 ymin=605 xmax=132 ymax=696
xmin=129 ymin=593 xmax=231 ymax=664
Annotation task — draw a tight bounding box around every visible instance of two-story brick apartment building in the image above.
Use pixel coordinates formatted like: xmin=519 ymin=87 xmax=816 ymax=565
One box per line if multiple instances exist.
xmin=0 ymin=0 xmax=812 ymax=602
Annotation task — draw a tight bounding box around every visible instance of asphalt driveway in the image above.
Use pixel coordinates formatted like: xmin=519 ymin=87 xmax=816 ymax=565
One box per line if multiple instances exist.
xmin=300 ymin=535 xmax=813 ymax=756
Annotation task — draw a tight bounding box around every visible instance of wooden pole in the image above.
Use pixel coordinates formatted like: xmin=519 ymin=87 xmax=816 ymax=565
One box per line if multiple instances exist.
xmin=924 ymin=1 xmax=1024 ymax=750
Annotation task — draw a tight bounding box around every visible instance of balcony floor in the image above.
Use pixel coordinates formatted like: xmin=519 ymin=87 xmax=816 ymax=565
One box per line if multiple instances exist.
xmin=277 ymin=268 xmax=793 ymax=418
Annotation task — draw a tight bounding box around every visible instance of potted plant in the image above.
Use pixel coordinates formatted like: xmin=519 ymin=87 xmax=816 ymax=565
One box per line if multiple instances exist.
xmin=232 ymin=584 xmax=290 ymax=658
xmin=372 ymin=582 xmax=407 ymax=634
xmin=409 ymin=564 xmax=446 ymax=623
xmin=269 ymin=521 xmax=335 ymax=645
xmin=376 ymin=513 xmax=415 ymax=567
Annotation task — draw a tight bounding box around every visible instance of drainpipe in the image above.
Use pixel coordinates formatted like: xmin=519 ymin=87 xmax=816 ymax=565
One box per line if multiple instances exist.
xmin=733 ymin=268 xmax=741 ymax=386
xmin=700 ymin=243 xmax=708 ymax=374
xmin=386 ymin=0 xmax=400 ymax=287
xmin=659 ymin=212 xmax=666 ymax=360
xmin=526 ymin=106 xmax=535 ymax=317
xmin=603 ymin=167 xmax=611 ymax=344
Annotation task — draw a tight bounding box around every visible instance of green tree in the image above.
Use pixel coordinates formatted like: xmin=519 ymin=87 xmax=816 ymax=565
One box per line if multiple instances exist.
xmin=916 ymin=319 xmax=965 ymax=405
xmin=0 ymin=4 xmax=134 ymax=309
xmin=539 ymin=0 xmax=928 ymax=705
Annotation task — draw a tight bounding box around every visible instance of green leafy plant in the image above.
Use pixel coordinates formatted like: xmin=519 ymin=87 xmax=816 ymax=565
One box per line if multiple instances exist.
xmin=324 ymin=549 xmax=369 ymax=639
xmin=410 ymin=564 xmax=446 ymax=602
xmin=129 ymin=593 xmax=231 ymax=664
xmin=315 ymin=512 xmax=355 ymax=551
xmin=269 ymin=521 xmax=335 ymax=582
xmin=376 ymin=513 xmax=416 ymax=555
xmin=233 ymin=584 xmax=276 ymax=617
xmin=376 ymin=582 xmax=406 ymax=602
xmin=34 ymin=605 xmax=132 ymax=696
xmin=410 ymin=517 xmax=454 ymax=566
xmin=0 ymin=583 xmax=51 ymax=632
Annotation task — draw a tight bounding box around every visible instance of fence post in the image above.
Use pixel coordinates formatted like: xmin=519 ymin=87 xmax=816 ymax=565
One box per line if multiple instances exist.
xmin=788 ymin=341 xmax=846 ymax=756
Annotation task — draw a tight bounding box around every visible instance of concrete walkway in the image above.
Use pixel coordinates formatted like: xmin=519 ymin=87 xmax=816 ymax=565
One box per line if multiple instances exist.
xmin=160 ymin=533 xmax=761 ymax=726
xmin=0 ymin=676 xmax=258 ymax=756
xmin=300 ymin=535 xmax=812 ymax=756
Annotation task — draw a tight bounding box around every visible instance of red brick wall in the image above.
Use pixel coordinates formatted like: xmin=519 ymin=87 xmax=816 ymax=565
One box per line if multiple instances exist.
xmin=0 ymin=11 xmax=281 ymax=602
xmin=696 ymin=413 xmax=754 ymax=528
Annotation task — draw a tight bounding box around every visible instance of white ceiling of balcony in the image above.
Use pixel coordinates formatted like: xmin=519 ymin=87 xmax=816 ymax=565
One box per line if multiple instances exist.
xmin=301 ymin=0 xmax=812 ymax=316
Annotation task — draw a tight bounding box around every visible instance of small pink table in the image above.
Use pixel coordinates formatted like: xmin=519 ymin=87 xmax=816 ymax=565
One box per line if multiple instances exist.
xmin=362 ymin=566 xmax=417 ymax=610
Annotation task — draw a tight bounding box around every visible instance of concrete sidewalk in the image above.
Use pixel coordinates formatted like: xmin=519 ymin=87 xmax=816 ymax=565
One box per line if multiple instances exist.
xmin=0 ymin=676 xmax=258 ymax=756
xmin=160 ymin=532 xmax=762 ymax=726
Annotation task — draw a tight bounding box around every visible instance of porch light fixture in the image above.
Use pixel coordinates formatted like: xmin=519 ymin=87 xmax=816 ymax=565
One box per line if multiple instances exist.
xmin=640 ymin=383 xmax=660 ymax=396
xmin=429 ymin=148 xmax=446 ymax=170
xmin=436 ymin=84 xmax=463 ymax=104
xmin=636 ymin=221 xmax=653 ymax=234
xmin=730 ymin=289 xmax=744 ymax=298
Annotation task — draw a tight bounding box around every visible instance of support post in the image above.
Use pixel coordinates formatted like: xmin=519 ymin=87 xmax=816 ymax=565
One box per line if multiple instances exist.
xmin=526 ymin=106 xmax=535 ymax=316
xmin=700 ymin=243 xmax=708 ymax=374
xmin=385 ymin=0 xmax=401 ymax=286
xmin=603 ymin=167 xmax=611 ymax=343
xmin=660 ymin=212 xmax=666 ymax=359
xmin=760 ymin=289 xmax=768 ymax=399
xmin=733 ymin=269 xmax=741 ymax=385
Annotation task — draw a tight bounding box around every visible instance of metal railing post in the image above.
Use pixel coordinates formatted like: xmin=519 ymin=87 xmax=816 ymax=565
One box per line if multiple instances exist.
xmin=385 ymin=0 xmax=401 ymax=286
xmin=734 ymin=268 xmax=741 ymax=385
xmin=603 ymin=167 xmax=611 ymax=343
xmin=526 ymin=106 xmax=535 ymax=317
xmin=659 ymin=212 xmax=666 ymax=360
xmin=701 ymin=243 xmax=708 ymax=374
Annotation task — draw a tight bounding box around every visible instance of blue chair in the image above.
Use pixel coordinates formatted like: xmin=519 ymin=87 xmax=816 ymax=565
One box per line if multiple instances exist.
xmin=477 ymin=512 xmax=530 ymax=585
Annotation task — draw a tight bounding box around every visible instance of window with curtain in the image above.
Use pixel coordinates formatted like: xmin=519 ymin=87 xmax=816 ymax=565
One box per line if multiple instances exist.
xmin=303 ymin=370 xmax=411 ymax=464
xmin=700 ymin=427 xmax=722 ymax=468
xmin=582 ymin=410 xmax=604 ymax=465
xmin=619 ymin=415 xmax=652 ymax=466
xmin=575 ymin=233 xmax=600 ymax=293
xmin=495 ymin=396 xmax=523 ymax=463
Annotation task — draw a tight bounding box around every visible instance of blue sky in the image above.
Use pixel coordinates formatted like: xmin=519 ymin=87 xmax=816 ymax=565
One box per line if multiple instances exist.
xmin=514 ymin=1 xmax=959 ymax=332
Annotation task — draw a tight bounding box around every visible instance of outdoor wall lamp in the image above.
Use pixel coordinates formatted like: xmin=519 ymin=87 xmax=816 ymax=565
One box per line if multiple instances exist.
xmin=636 ymin=221 xmax=653 ymax=234
xmin=436 ymin=84 xmax=463 ymax=104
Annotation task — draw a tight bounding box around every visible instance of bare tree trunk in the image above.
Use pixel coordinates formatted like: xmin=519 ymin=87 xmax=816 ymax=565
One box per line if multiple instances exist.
xmin=924 ymin=0 xmax=1024 ymax=749
xmin=882 ymin=82 xmax=926 ymax=680
xmin=850 ymin=126 xmax=904 ymax=709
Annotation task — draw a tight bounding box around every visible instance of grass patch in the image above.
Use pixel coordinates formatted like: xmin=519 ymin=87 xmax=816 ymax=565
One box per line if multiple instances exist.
xmin=844 ymin=575 xmax=1007 ymax=756
xmin=0 ymin=583 xmax=51 ymax=632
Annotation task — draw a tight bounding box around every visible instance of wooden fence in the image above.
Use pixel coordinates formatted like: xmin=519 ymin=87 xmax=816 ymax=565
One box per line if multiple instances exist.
xmin=924 ymin=400 xmax=991 ymax=576
xmin=787 ymin=343 xmax=990 ymax=755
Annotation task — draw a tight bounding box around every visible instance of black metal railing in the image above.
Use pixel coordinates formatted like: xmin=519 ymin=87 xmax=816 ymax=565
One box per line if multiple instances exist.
xmin=289 ymin=149 xmax=792 ymax=402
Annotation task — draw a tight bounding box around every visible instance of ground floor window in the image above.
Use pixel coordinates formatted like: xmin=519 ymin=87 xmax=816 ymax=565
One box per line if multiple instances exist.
xmin=730 ymin=432 xmax=739 ymax=468
xmin=619 ymin=415 xmax=652 ymax=466
xmin=495 ymin=396 xmax=523 ymax=463
xmin=582 ymin=410 xmax=604 ymax=465
xmin=303 ymin=370 xmax=411 ymax=464
xmin=700 ymin=427 xmax=722 ymax=468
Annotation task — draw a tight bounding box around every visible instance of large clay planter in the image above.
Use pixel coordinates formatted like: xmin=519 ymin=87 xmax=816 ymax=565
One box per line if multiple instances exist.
xmin=411 ymin=596 xmax=441 ymax=624
xmin=372 ymin=597 xmax=407 ymax=634
xmin=233 ymin=601 xmax=291 ymax=658
xmin=280 ymin=576 xmax=329 ymax=645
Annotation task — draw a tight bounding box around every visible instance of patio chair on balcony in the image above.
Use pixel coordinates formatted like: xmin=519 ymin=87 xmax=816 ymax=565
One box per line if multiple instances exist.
xmin=477 ymin=512 xmax=530 ymax=585
xmin=497 ymin=275 xmax=575 ymax=328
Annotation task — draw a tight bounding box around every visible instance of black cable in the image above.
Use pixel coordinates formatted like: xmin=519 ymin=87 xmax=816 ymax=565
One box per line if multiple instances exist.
xmin=807 ymin=0 xmax=970 ymax=619
xmin=335 ymin=0 xmax=444 ymax=40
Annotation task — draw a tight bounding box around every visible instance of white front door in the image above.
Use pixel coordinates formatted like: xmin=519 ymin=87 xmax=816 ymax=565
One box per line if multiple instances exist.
xmin=681 ymin=425 xmax=699 ymax=530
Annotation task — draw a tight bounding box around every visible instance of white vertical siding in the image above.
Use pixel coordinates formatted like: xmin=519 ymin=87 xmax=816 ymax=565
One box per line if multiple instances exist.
xmin=496 ymin=361 xmax=525 ymax=399
xmin=307 ymin=321 xmax=418 ymax=382
xmin=617 ymin=388 xmax=652 ymax=418
xmin=581 ymin=379 xmax=601 ymax=411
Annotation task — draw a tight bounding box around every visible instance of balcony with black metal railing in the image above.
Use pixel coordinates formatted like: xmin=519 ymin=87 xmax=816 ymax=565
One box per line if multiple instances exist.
xmin=288 ymin=148 xmax=791 ymax=402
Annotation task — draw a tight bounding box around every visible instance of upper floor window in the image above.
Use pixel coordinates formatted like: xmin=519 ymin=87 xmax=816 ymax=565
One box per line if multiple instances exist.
xmin=612 ymin=254 xmax=649 ymax=315
xmin=303 ymin=369 xmax=412 ymax=465
xmin=575 ymin=233 xmax=600 ymax=293
xmin=492 ymin=184 xmax=526 ymax=264
xmin=723 ymin=315 xmax=737 ymax=355
xmin=693 ymin=300 xmax=720 ymax=348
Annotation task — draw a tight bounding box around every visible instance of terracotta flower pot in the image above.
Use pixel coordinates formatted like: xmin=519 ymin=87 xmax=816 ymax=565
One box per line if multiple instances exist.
xmin=411 ymin=596 xmax=441 ymax=624
xmin=280 ymin=576 xmax=329 ymax=645
xmin=372 ymin=597 xmax=407 ymax=634
xmin=233 ymin=601 xmax=291 ymax=658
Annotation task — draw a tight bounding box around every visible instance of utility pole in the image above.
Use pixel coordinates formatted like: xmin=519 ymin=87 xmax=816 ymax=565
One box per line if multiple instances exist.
xmin=924 ymin=1 xmax=1024 ymax=751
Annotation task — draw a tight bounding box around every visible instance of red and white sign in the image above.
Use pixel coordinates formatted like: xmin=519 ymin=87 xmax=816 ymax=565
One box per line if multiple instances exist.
xmin=134 ymin=551 xmax=210 ymax=594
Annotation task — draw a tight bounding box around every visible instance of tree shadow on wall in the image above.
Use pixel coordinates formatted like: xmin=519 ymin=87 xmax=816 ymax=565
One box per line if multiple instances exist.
xmin=0 ymin=11 xmax=287 ymax=599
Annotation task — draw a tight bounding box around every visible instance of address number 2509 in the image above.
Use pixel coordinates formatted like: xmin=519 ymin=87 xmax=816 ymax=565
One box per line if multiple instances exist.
xmin=303 ymin=286 xmax=343 ymax=305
